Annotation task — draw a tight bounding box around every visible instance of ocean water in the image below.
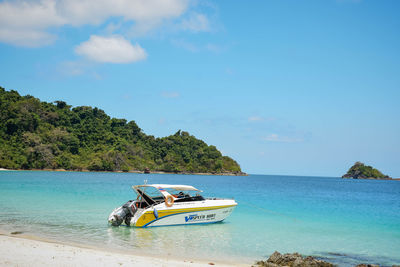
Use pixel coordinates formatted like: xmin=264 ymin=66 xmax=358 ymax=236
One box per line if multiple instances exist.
xmin=0 ymin=171 xmax=399 ymax=266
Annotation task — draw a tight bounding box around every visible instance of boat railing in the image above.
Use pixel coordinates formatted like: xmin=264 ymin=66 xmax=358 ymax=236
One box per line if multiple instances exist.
xmin=139 ymin=197 xmax=234 ymax=210
xmin=205 ymin=197 xmax=235 ymax=200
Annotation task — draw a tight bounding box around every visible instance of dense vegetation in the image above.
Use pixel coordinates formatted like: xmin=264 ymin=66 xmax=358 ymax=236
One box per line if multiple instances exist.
xmin=342 ymin=162 xmax=391 ymax=179
xmin=0 ymin=87 xmax=243 ymax=174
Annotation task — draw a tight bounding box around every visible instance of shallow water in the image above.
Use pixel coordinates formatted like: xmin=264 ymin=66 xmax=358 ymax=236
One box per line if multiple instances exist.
xmin=0 ymin=171 xmax=399 ymax=266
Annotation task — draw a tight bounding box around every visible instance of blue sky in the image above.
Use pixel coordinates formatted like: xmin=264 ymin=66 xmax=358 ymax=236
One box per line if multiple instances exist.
xmin=1 ymin=0 xmax=399 ymax=177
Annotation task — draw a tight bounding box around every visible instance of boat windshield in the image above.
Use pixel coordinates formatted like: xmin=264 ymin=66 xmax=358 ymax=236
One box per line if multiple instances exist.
xmin=166 ymin=189 xmax=205 ymax=202
xmin=136 ymin=186 xmax=164 ymax=199
xmin=134 ymin=186 xmax=164 ymax=206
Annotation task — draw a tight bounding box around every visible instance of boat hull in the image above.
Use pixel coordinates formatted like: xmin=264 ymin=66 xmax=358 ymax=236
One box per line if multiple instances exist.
xmin=132 ymin=200 xmax=237 ymax=227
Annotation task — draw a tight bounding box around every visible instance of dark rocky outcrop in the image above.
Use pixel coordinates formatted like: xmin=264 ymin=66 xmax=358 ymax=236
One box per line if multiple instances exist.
xmin=342 ymin=162 xmax=391 ymax=180
xmin=254 ymin=251 xmax=335 ymax=267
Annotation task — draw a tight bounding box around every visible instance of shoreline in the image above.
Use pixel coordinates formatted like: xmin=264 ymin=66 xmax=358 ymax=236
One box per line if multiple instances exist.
xmin=0 ymin=168 xmax=247 ymax=176
xmin=0 ymin=231 xmax=244 ymax=267
xmin=342 ymin=176 xmax=400 ymax=181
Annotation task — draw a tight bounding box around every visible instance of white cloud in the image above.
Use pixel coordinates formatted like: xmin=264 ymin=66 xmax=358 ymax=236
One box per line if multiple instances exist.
xmin=56 ymin=0 xmax=188 ymax=26
xmin=170 ymin=39 xmax=199 ymax=52
xmin=170 ymin=39 xmax=224 ymax=54
xmin=0 ymin=28 xmax=56 ymax=48
xmin=58 ymin=61 xmax=85 ymax=76
xmin=0 ymin=0 xmax=189 ymax=47
xmin=263 ymin=134 xmax=303 ymax=143
xmin=75 ymin=35 xmax=147 ymax=63
xmin=181 ymin=12 xmax=210 ymax=32
xmin=0 ymin=0 xmax=64 ymax=29
xmin=0 ymin=0 xmax=64 ymax=47
xmin=161 ymin=91 xmax=180 ymax=98
xmin=248 ymin=116 xmax=264 ymax=122
xmin=248 ymin=116 xmax=275 ymax=122
xmin=205 ymin=43 xmax=223 ymax=53
xmin=104 ymin=21 xmax=124 ymax=35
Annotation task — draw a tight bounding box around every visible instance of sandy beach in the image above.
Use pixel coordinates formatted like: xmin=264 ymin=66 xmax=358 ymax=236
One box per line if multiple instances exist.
xmin=0 ymin=234 xmax=242 ymax=267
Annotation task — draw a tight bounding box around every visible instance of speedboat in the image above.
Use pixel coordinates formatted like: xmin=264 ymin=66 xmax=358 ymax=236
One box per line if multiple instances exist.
xmin=108 ymin=184 xmax=237 ymax=227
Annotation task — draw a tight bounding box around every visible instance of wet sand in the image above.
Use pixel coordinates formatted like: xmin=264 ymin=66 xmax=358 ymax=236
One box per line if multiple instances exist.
xmin=0 ymin=234 xmax=243 ymax=267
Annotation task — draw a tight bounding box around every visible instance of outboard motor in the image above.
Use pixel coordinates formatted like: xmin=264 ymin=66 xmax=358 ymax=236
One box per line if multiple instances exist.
xmin=108 ymin=200 xmax=137 ymax=226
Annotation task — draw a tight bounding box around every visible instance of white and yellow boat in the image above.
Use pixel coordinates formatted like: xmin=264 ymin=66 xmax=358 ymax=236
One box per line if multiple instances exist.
xmin=108 ymin=184 xmax=237 ymax=227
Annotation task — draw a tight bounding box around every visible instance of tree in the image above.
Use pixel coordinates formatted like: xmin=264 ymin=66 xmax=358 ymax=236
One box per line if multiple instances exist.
xmin=0 ymin=86 xmax=243 ymax=174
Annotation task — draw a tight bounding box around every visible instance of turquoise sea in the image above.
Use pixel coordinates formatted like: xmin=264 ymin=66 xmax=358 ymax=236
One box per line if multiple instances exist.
xmin=0 ymin=171 xmax=399 ymax=266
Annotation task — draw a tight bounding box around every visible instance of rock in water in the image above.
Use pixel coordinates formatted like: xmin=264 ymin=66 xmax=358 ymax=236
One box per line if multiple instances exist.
xmin=342 ymin=162 xmax=391 ymax=180
xmin=254 ymin=251 xmax=335 ymax=267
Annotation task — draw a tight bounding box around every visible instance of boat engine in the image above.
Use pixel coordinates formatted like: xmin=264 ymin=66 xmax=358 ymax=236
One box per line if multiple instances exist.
xmin=108 ymin=200 xmax=137 ymax=226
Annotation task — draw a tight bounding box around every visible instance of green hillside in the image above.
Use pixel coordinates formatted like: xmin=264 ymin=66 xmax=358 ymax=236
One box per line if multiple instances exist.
xmin=0 ymin=87 xmax=243 ymax=175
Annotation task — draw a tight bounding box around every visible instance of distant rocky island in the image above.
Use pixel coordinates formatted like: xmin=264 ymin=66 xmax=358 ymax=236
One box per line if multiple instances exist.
xmin=0 ymin=86 xmax=245 ymax=175
xmin=342 ymin=162 xmax=392 ymax=180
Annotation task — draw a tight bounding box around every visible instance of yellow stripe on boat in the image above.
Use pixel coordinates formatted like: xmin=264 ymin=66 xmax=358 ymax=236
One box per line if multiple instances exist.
xmin=135 ymin=205 xmax=236 ymax=227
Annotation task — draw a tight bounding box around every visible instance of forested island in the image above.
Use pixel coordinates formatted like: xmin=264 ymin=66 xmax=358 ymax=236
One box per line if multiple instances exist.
xmin=342 ymin=162 xmax=392 ymax=180
xmin=0 ymin=87 xmax=244 ymax=175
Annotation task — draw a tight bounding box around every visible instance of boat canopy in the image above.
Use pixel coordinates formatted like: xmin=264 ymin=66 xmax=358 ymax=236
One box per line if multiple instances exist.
xmin=130 ymin=184 xmax=205 ymax=208
xmin=133 ymin=184 xmax=200 ymax=192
